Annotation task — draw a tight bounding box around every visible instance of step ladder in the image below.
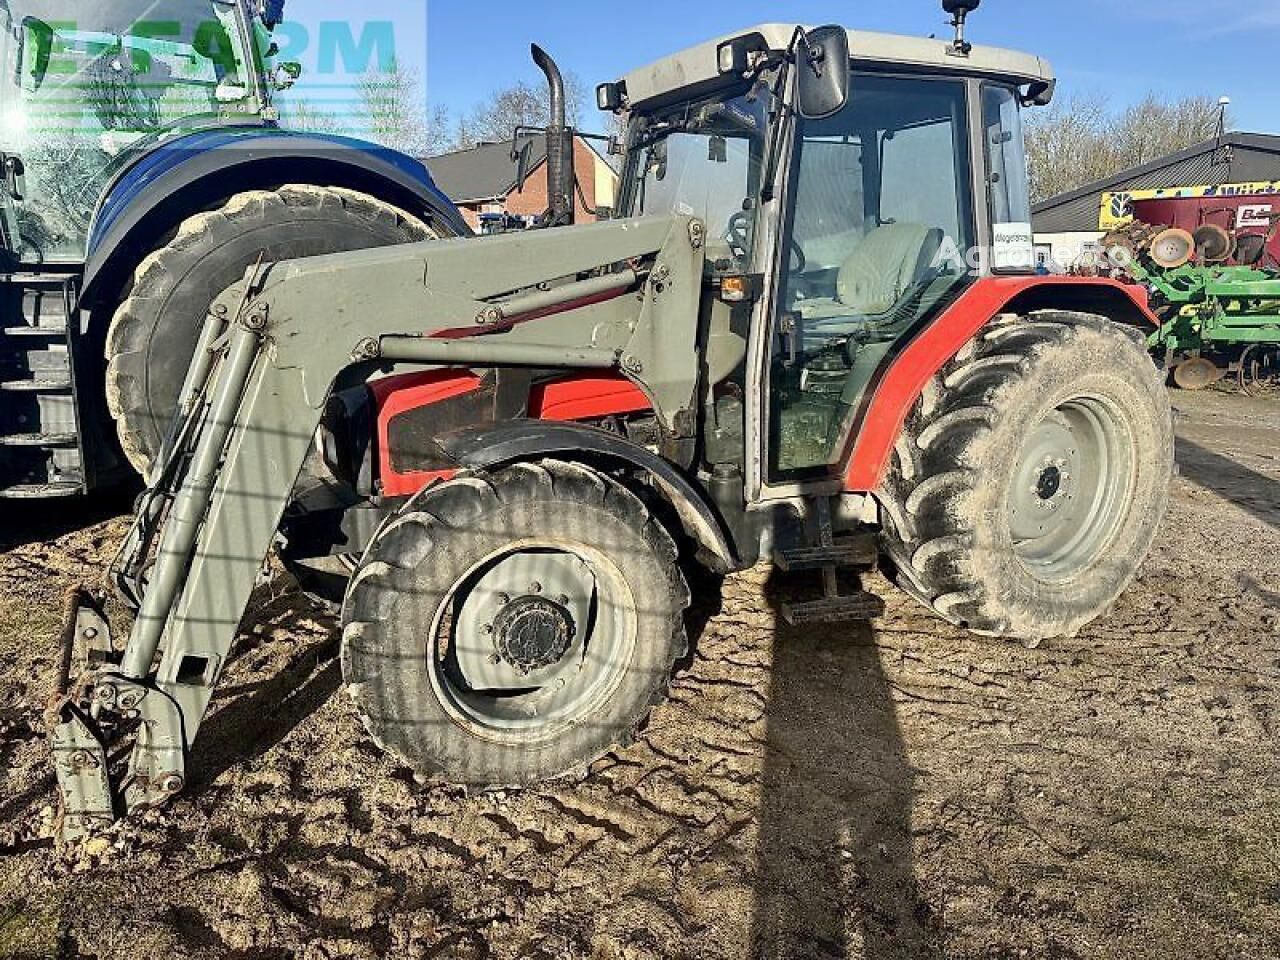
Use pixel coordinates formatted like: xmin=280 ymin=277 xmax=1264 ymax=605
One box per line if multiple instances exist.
xmin=774 ymin=496 xmax=885 ymax=625
xmin=0 ymin=270 xmax=87 ymax=499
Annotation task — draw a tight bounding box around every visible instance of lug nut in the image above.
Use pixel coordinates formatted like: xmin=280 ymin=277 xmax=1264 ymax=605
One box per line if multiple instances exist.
xmin=556 ymin=595 xmax=570 ymax=606
xmin=529 ymin=582 xmax=543 ymax=594
xmin=497 ymin=593 xmax=511 ymax=606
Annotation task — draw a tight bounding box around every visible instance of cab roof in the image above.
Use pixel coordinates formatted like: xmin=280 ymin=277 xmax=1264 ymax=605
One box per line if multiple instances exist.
xmin=618 ymin=24 xmax=1054 ymax=112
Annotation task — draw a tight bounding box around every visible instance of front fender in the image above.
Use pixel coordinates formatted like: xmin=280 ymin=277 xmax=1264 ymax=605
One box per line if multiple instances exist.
xmin=438 ymin=420 xmax=740 ymax=574
xmin=81 ymin=127 xmax=470 ymax=307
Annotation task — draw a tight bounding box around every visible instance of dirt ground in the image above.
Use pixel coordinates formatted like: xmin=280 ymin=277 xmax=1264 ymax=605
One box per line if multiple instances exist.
xmin=1 ymin=388 xmax=1278 ymax=960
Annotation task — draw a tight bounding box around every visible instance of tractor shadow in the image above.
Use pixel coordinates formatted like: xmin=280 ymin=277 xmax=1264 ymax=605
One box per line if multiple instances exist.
xmin=750 ymin=570 xmax=939 ymax=960
xmin=1176 ymin=437 xmax=1280 ymax=532
xmin=0 ymin=482 xmax=139 ymax=552
xmin=186 ymin=582 xmax=343 ymax=794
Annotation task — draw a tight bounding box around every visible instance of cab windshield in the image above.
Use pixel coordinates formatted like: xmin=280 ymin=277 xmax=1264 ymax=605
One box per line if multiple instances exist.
xmin=619 ymin=84 xmax=770 ymax=268
xmin=0 ymin=0 xmax=257 ymax=264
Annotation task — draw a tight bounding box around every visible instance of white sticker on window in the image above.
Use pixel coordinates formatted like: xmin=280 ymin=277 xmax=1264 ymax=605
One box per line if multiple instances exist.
xmin=993 ymin=222 xmax=1035 ymax=270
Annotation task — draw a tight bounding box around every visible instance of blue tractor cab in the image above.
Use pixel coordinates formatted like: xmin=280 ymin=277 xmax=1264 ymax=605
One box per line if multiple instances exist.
xmin=0 ymin=0 xmax=467 ymax=497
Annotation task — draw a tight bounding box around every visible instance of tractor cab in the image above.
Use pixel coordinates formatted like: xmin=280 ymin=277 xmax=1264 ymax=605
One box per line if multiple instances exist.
xmin=0 ymin=0 xmax=273 ymax=265
xmin=606 ymin=22 xmax=1054 ymax=490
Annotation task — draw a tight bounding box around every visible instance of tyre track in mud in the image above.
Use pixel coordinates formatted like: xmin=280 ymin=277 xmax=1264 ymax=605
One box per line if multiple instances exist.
xmin=1 ymin=389 xmax=1278 ymax=959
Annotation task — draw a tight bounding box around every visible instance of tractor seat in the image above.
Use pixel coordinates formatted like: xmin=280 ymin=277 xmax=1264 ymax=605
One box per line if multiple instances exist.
xmin=795 ymin=223 xmax=945 ymax=321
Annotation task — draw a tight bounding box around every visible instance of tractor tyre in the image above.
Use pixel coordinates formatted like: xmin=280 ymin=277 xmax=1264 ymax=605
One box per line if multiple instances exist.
xmin=105 ymin=185 xmax=439 ymax=477
xmin=342 ymin=461 xmax=691 ymax=788
xmin=878 ymin=311 xmax=1173 ymax=642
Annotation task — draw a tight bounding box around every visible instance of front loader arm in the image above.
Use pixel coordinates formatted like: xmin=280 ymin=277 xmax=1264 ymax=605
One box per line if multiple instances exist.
xmin=51 ymin=215 xmax=707 ymax=837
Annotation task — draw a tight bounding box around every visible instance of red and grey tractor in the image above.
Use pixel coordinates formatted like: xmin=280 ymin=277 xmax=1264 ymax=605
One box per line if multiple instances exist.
xmin=49 ymin=4 xmax=1174 ymax=839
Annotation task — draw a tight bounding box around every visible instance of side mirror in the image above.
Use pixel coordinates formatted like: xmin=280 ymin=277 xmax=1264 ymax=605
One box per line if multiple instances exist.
xmin=258 ymin=0 xmax=286 ymax=30
xmin=271 ymin=61 xmax=302 ymax=91
xmin=512 ymin=138 xmax=534 ymax=194
xmin=796 ymin=26 xmax=850 ymax=120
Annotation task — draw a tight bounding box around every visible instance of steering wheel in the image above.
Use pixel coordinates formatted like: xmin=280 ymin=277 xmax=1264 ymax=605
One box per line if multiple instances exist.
xmin=725 ymin=211 xmax=807 ymax=272
xmin=725 ymin=212 xmax=752 ymax=260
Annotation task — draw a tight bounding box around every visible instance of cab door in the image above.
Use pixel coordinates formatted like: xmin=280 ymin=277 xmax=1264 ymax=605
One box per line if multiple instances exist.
xmin=760 ymin=73 xmax=978 ymax=487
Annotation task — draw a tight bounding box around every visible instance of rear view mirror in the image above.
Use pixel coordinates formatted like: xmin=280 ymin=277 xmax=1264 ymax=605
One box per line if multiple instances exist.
xmin=512 ymin=138 xmax=533 ymax=194
xmin=272 ymin=61 xmax=302 ymax=91
xmin=17 ymin=17 xmax=54 ymax=95
xmin=796 ymin=26 xmax=850 ymax=120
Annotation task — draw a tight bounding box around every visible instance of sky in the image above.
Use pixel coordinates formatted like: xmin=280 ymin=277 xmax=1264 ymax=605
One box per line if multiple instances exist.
xmin=284 ymin=0 xmax=1280 ymax=136
xmin=426 ymin=0 xmax=1280 ymax=134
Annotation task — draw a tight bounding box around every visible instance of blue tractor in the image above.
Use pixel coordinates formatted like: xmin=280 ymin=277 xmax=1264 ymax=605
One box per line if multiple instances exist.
xmin=0 ymin=0 xmax=468 ymax=498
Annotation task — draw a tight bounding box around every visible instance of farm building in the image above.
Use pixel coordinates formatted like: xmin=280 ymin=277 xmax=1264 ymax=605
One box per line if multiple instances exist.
xmin=426 ymin=134 xmax=619 ymax=230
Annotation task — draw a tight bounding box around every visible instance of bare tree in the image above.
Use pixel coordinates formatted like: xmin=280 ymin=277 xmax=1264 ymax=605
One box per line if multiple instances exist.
xmin=279 ymin=98 xmax=344 ymax=136
xmin=1025 ymin=92 xmax=1227 ymax=203
xmin=360 ymin=63 xmax=453 ymax=156
xmin=464 ymin=71 xmax=588 ymax=145
xmin=281 ymin=63 xmax=452 ymax=156
xmin=282 ymin=65 xmax=604 ymax=158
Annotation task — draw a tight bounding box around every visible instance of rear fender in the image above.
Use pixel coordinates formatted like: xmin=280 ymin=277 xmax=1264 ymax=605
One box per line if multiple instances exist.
xmin=80 ymin=128 xmax=470 ymax=310
xmin=842 ymin=275 xmax=1159 ymax=492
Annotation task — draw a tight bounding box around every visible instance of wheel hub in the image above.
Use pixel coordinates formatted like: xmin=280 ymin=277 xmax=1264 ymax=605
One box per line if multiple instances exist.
xmin=1009 ymin=397 xmax=1134 ymax=581
xmin=492 ymin=596 xmax=575 ymax=675
xmin=452 ymin=551 xmax=595 ymax=693
xmin=1036 ymin=464 xmax=1063 ymax=501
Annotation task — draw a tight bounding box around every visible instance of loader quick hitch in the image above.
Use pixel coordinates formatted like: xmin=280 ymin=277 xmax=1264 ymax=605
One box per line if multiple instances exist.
xmin=49 ymin=297 xmax=269 ymax=842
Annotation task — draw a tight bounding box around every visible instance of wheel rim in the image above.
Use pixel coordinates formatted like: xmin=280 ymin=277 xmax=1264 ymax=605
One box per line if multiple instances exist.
xmin=1008 ymin=396 xmax=1135 ymax=581
xmin=427 ymin=542 xmax=637 ymax=743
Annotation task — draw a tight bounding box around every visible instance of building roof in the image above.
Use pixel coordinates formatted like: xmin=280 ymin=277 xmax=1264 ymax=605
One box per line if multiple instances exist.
xmin=620 ymin=24 xmax=1053 ymax=112
xmin=425 ymin=134 xmax=620 ymax=205
xmin=1032 ymin=132 xmax=1280 ymax=234
xmin=424 ymin=136 xmax=546 ymax=205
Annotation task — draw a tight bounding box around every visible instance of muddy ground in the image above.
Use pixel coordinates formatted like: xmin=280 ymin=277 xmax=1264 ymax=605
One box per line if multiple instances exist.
xmin=1 ymin=387 xmax=1278 ymax=960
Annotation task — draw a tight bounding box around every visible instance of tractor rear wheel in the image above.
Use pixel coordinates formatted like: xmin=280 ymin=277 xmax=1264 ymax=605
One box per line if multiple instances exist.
xmin=879 ymin=312 xmax=1173 ymax=642
xmin=105 ymin=185 xmax=438 ymax=477
xmin=341 ymin=461 xmax=690 ymax=787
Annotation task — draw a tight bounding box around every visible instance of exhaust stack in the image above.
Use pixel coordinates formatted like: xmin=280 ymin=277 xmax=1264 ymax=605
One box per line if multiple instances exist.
xmin=531 ymin=44 xmax=575 ymax=226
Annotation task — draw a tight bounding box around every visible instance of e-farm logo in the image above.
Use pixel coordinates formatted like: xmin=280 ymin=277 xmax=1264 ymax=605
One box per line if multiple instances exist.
xmin=272 ymin=20 xmax=398 ymax=75
xmin=7 ymin=10 xmax=420 ymax=142
xmin=33 ymin=18 xmax=400 ymax=77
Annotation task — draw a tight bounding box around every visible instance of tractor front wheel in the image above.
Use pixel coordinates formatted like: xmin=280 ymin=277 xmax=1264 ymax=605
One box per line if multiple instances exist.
xmin=879 ymin=312 xmax=1174 ymax=642
xmin=341 ymin=461 xmax=691 ymax=787
xmin=105 ymin=185 xmax=439 ymax=477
